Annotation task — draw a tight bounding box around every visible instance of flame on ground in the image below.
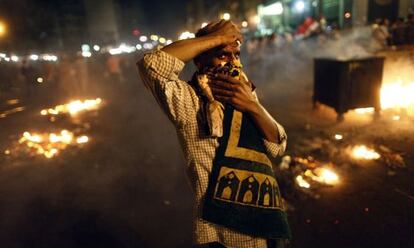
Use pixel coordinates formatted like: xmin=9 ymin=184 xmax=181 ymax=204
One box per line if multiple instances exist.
xmin=40 ymin=98 xmax=102 ymax=116
xmin=381 ymin=79 xmax=414 ymax=111
xmin=351 ymin=145 xmax=380 ymax=160
xmin=354 ymin=79 xmax=414 ymax=116
xmin=296 ymin=175 xmax=311 ymax=188
xmin=304 ymin=168 xmax=339 ymax=186
xmin=18 ymin=130 xmax=89 ymax=158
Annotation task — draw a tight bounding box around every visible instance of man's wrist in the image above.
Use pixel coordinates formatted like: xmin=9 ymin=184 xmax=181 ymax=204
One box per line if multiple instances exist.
xmin=246 ymin=101 xmax=262 ymax=116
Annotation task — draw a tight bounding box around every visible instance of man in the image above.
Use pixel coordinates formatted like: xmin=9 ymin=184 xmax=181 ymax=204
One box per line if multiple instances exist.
xmin=137 ymin=20 xmax=289 ymax=248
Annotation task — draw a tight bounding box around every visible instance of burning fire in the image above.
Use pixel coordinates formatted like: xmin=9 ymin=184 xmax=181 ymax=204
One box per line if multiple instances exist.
xmin=351 ymin=145 xmax=380 ymax=160
xmin=18 ymin=130 xmax=89 ymax=158
xmin=355 ymin=79 xmax=414 ymax=116
xmin=304 ymin=168 xmax=339 ymax=186
xmin=40 ymin=98 xmax=102 ymax=116
xmin=380 ymin=79 xmax=414 ymax=110
xmin=296 ymin=175 xmax=311 ymax=188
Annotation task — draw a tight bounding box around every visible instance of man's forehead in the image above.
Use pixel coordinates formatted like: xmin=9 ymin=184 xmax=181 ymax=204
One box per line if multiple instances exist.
xmin=215 ymin=44 xmax=240 ymax=53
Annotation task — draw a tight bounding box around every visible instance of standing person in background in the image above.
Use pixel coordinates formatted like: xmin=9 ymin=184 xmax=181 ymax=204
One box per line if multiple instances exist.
xmin=137 ymin=20 xmax=290 ymax=248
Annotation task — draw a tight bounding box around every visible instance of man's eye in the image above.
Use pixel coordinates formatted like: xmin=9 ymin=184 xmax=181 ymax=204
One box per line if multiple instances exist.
xmin=218 ymin=54 xmax=226 ymax=59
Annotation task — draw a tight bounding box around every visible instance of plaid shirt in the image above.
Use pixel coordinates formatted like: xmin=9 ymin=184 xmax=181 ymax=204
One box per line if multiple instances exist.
xmin=137 ymin=49 xmax=287 ymax=248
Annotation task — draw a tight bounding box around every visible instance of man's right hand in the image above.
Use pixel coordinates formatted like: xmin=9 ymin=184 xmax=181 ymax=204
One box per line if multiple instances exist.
xmin=205 ymin=20 xmax=243 ymax=47
xmin=161 ymin=19 xmax=242 ymax=63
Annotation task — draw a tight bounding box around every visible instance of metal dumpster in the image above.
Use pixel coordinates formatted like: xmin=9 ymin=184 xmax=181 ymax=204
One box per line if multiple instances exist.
xmin=313 ymin=57 xmax=385 ymax=121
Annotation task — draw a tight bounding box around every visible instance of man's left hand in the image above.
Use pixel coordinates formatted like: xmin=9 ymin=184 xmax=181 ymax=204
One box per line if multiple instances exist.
xmin=210 ymin=74 xmax=259 ymax=113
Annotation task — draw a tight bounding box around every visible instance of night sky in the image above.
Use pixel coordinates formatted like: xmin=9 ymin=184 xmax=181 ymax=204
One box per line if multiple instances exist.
xmin=0 ymin=0 xmax=188 ymax=51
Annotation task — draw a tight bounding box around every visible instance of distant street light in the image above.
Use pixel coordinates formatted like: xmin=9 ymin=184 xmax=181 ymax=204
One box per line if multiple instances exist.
xmin=222 ymin=13 xmax=231 ymax=20
xmin=294 ymin=1 xmax=305 ymax=13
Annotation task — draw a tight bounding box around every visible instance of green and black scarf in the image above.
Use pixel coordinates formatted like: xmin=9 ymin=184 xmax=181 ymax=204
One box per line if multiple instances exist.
xmin=195 ymin=66 xmax=291 ymax=239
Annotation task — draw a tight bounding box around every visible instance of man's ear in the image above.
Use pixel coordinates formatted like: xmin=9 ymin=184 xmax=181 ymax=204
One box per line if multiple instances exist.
xmin=194 ymin=56 xmax=202 ymax=70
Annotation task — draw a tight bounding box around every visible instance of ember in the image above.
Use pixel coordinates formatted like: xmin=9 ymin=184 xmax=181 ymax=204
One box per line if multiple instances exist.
xmin=304 ymin=168 xmax=339 ymax=186
xmin=40 ymin=98 xmax=102 ymax=116
xmin=17 ymin=130 xmax=89 ymax=158
xmin=380 ymin=79 xmax=414 ymax=111
xmin=351 ymin=145 xmax=381 ymax=160
xmin=296 ymin=175 xmax=311 ymax=189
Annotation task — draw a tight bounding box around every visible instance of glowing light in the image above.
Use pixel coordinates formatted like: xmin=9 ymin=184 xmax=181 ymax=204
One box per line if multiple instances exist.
xmin=76 ymin=135 xmax=89 ymax=144
xmin=294 ymin=1 xmax=305 ymax=12
xmin=345 ymin=12 xmax=351 ymax=19
xmin=351 ymin=145 xmax=381 ymax=160
xmin=201 ymin=22 xmax=208 ymax=28
xmin=143 ymin=43 xmax=154 ymax=50
xmin=380 ymin=79 xmax=414 ymax=110
xmin=17 ymin=130 xmax=88 ymax=158
xmin=158 ymin=37 xmax=166 ymax=44
xmin=93 ymin=45 xmax=100 ymax=51
xmin=251 ymin=15 xmax=260 ymax=25
xmin=355 ymin=107 xmax=375 ymax=114
xmin=334 ymin=134 xmax=343 ymax=140
xmin=150 ymin=35 xmax=159 ymax=41
xmin=222 ymin=13 xmax=231 ymax=20
xmin=179 ymin=31 xmax=195 ymax=40
xmin=4 ymin=149 xmax=10 ymax=155
xmin=81 ymin=44 xmax=90 ymax=52
xmin=36 ymin=77 xmax=44 ymax=83
xmin=296 ymin=175 xmax=310 ymax=188
xmin=11 ymin=55 xmax=19 ymax=62
xmin=109 ymin=44 xmax=136 ymax=55
xmin=0 ymin=21 xmax=6 ymax=36
xmin=304 ymin=168 xmax=339 ymax=185
xmin=40 ymin=98 xmax=102 ymax=116
xmin=261 ymin=2 xmax=284 ymax=16
xmin=166 ymin=39 xmax=173 ymax=45
xmin=139 ymin=35 xmax=148 ymax=42
xmin=42 ymin=54 xmax=58 ymax=62
xmin=136 ymin=44 xmax=142 ymax=50
xmin=30 ymin=54 xmax=39 ymax=61
xmin=81 ymin=51 xmax=92 ymax=57
xmin=241 ymin=21 xmax=248 ymax=28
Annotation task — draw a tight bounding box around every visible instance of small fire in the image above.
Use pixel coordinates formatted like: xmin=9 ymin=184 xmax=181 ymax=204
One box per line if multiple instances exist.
xmin=304 ymin=168 xmax=339 ymax=185
xmin=351 ymin=145 xmax=380 ymax=160
xmin=18 ymin=130 xmax=89 ymax=158
xmin=354 ymin=79 xmax=414 ymax=117
xmin=334 ymin=134 xmax=343 ymax=140
xmin=355 ymin=108 xmax=375 ymax=114
xmin=296 ymin=175 xmax=311 ymax=188
xmin=40 ymin=98 xmax=102 ymax=116
xmin=380 ymin=79 xmax=414 ymax=110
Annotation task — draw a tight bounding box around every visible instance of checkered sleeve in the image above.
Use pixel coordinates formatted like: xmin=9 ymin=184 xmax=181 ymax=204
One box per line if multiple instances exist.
xmin=137 ymin=49 xmax=195 ymax=127
xmin=262 ymin=123 xmax=287 ymax=158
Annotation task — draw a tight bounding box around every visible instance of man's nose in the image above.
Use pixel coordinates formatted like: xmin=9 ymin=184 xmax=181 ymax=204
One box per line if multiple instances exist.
xmin=228 ymin=54 xmax=237 ymax=62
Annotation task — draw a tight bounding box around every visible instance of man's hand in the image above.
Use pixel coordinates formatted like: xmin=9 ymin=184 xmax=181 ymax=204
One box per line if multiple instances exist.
xmin=161 ymin=20 xmax=242 ymax=63
xmin=210 ymin=74 xmax=258 ymax=113
xmin=204 ymin=20 xmax=243 ymax=46
xmin=210 ymin=74 xmax=282 ymax=143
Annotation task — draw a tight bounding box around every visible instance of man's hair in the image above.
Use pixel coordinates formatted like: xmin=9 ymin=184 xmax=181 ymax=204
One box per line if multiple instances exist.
xmin=195 ymin=24 xmax=215 ymax=38
xmin=194 ymin=25 xmax=215 ymax=65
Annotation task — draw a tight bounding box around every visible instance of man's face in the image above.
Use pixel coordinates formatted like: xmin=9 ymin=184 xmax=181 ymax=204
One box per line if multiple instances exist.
xmin=196 ymin=44 xmax=241 ymax=70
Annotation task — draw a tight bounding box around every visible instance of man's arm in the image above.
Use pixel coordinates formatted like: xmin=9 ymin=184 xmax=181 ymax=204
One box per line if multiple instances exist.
xmin=160 ymin=20 xmax=242 ymax=63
